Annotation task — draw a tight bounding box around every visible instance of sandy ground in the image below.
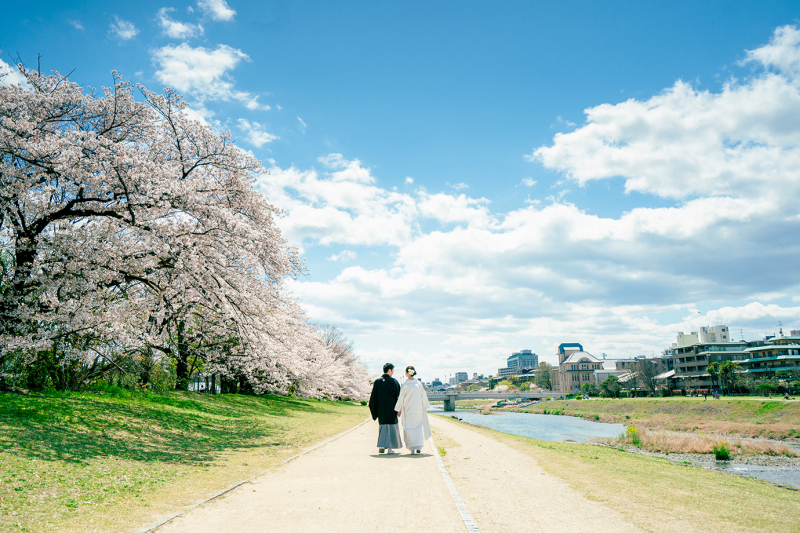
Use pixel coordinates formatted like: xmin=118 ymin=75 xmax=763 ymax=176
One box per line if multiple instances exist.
xmin=157 ymin=416 xmax=644 ymax=533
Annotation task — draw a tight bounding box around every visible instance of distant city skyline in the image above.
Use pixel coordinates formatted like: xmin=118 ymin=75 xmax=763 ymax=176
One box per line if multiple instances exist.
xmin=4 ymin=1 xmax=800 ymax=378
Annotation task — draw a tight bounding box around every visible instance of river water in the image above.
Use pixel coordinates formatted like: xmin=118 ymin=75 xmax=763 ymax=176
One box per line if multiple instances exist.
xmin=430 ymin=409 xmax=800 ymax=488
xmin=433 ymin=409 xmax=625 ymax=442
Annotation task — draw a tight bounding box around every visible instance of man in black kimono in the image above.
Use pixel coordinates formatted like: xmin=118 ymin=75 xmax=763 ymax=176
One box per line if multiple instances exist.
xmin=368 ymin=362 xmax=402 ymax=454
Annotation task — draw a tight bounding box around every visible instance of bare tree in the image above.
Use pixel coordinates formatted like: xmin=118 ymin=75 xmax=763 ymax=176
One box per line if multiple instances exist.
xmin=635 ymin=359 xmax=662 ymax=394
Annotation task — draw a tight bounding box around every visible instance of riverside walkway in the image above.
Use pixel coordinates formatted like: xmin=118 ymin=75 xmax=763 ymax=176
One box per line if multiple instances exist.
xmin=157 ymin=416 xmax=641 ymax=533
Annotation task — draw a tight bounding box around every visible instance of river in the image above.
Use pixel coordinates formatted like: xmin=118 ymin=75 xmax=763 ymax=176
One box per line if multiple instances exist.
xmin=430 ymin=408 xmax=800 ymax=488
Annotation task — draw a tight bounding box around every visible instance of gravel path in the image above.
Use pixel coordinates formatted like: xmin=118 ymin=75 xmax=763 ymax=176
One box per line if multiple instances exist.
xmin=158 ymin=419 xmax=465 ymax=533
xmin=155 ymin=415 xmax=645 ymax=533
xmin=427 ymin=415 xmax=644 ymax=533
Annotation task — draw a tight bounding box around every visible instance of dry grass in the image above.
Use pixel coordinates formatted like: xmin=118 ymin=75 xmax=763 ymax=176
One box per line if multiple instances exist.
xmin=622 ymin=425 xmax=799 ymax=456
xmin=513 ymin=397 xmax=800 ymax=439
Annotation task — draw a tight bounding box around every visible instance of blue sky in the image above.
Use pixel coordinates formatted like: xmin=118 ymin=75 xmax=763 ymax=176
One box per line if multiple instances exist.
xmin=4 ymin=1 xmax=800 ymax=380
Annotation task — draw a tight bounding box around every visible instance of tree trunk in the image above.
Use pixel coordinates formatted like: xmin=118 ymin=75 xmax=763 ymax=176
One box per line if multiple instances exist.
xmin=174 ymin=321 xmax=191 ymax=390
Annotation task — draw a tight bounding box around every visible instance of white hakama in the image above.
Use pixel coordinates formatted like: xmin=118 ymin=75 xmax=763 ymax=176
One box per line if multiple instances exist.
xmin=394 ymin=378 xmax=431 ymax=451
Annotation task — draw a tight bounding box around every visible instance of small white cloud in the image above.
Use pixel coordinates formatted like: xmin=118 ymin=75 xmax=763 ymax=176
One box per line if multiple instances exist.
xmin=524 ymin=196 xmax=541 ymax=205
xmin=244 ymin=96 xmax=270 ymax=111
xmin=68 ymin=19 xmax=84 ymax=30
xmin=157 ymin=8 xmax=204 ymax=39
xmin=237 ymin=118 xmax=279 ymax=147
xmin=276 ymin=104 xmax=283 ymax=111
xmin=447 ymin=182 xmax=469 ymax=190
xmin=327 ymin=250 xmax=358 ymax=262
xmin=521 ymin=177 xmax=537 ymax=187
xmin=152 ymin=43 xmax=249 ymax=102
xmin=405 ymin=177 xmax=414 ymax=185
xmin=197 ymin=0 xmax=236 ymax=21
xmin=109 ymin=16 xmax=139 ymax=40
xmin=297 ymin=116 xmax=307 ymax=133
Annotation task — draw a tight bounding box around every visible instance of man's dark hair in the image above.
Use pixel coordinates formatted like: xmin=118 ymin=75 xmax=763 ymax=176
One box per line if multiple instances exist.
xmin=383 ymin=363 xmax=394 ymax=374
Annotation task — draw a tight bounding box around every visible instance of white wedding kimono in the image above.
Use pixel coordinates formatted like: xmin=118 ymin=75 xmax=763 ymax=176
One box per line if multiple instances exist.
xmin=394 ymin=378 xmax=431 ymax=450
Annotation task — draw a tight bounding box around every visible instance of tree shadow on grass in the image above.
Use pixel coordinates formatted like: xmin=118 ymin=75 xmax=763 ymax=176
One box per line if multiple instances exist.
xmin=0 ymin=391 xmax=350 ymax=466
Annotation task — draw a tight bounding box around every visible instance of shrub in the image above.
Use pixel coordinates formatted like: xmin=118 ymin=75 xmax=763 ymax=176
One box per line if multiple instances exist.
xmin=360 ymin=400 xmax=367 ymax=406
xmin=593 ymin=414 xmax=600 ymax=420
xmin=626 ymin=425 xmax=641 ymax=446
xmin=713 ymin=440 xmax=731 ymax=460
xmin=756 ymin=383 xmax=778 ymax=395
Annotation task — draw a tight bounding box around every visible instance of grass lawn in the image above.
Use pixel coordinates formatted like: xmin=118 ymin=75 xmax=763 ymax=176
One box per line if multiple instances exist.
xmin=442 ymin=417 xmax=800 ymax=533
xmin=512 ymin=397 xmax=800 ymax=439
xmin=0 ymin=390 xmax=368 ymax=532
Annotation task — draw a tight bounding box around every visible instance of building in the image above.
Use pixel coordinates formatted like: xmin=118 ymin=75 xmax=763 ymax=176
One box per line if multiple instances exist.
xmin=672 ymin=325 xmax=730 ymax=348
xmin=674 ymin=332 xmax=699 ymax=348
xmin=738 ymin=334 xmax=800 ymax=378
xmin=507 ymin=349 xmax=538 ymax=369
xmin=498 ymin=349 xmax=539 ymax=377
xmin=699 ymin=325 xmax=730 ymax=343
xmin=455 ymin=372 xmax=468 ymax=382
xmin=554 ymin=343 xmax=604 ymax=393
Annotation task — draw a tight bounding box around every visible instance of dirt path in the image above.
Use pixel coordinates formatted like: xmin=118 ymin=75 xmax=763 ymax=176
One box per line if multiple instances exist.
xmin=428 ymin=415 xmax=644 ymax=533
xmin=157 ymin=419 xmax=465 ymax=533
xmin=156 ymin=416 xmax=644 ymax=533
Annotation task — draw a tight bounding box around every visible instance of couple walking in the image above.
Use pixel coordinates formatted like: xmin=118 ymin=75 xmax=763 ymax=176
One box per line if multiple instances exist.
xmin=368 ymin=363 xmax=431 ymax=454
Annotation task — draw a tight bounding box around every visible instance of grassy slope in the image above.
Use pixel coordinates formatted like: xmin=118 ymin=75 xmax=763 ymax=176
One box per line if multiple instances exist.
xmin=511 ymin=397 xmax=800 ymax=438
xmin=439 ymin=416 xmax=800 ymax=533
xmin=0 ymin=391 xmax=368 ymax=532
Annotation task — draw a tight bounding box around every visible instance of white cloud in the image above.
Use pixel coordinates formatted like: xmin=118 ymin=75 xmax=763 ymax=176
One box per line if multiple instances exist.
xmin=152 ymin=43 xmax=251 ymax=103
xmin=531 ymin=27 xmax=800 ymax=203
xmin=0 ymin=59 xmax=28 ymax=87
xmin=446 ymin=182 xmax=469 ymax=190
xmin=405 ymin=177 xmax=414 ymax=185
xmin=237 ymin=119 xmax=279 ymax=147
xmin=520 ymin=177 xmax=536 ymax=187
xmin=109 ymin=17 xmax=138 ymax=41
xmin=297 ymin=116 xmax=307 ymax=133
xmin=68 ymin=19 xmax=84 ymax=30
xmin=251 ymin=27 xmax=800 ymax=375
xmin=327 ymin=250 xmax=357 ymax=262
xmin=744 ymin=25 xmax=800 ymax=77
xmin=197 ymin=0 xmax=236 ymax=21
xmin=244 ymin=96 xmax=270 ymax=111
xmin=157 ymin=8 xmax=204 ymax=39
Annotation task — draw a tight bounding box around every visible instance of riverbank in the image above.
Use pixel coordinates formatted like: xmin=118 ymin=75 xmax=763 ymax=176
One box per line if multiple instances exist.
xmin=504 ymin=397 xmax=800 ymax=440
xmin=436 ymin=415 xmax=800 ymax=532
xmin=0 ymin=390 xmax=367 ymax=532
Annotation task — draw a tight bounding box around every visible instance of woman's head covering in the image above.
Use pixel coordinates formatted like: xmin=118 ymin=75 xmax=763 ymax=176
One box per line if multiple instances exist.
xmin=405 ymin=365 xmax=416 ymax=378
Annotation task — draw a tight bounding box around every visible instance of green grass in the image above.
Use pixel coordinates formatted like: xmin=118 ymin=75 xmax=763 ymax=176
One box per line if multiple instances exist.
xmin=442 ymin=417 xmax=800 ymax=533
xmin=511 ymin=397 xmax=800 ymax=438
xmin=0 ymin=390 xmax=367 ymax=532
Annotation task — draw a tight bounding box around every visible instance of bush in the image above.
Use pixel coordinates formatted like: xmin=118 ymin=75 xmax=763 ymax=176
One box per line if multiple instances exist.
xmin=713 ymin=440 xmax=731 ymax=460
xmin=756 ymin=383 xmax=778 ymax=395
xmin=360 ymin=400 xmax=367 ymax=406
xmin=626 ymin=425 xmax=641 ymax=446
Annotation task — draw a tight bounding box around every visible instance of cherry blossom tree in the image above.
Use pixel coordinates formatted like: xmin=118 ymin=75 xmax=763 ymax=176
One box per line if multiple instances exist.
xmin=0 ymin=65 xmax=369 ymax=398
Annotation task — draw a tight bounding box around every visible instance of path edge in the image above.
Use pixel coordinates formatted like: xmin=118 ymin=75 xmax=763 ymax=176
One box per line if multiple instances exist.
xmin=133 ymin=417 xmax=371 ymax=533
xmin=430 ymin=434 xmax=481 ymax=533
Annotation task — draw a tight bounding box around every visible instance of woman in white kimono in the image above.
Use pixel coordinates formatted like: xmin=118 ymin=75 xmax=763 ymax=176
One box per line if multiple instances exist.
xmin=394 ymin=366 xmax=431 ymax=454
